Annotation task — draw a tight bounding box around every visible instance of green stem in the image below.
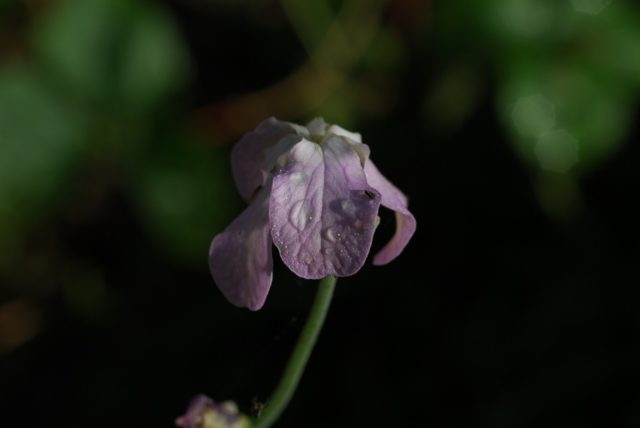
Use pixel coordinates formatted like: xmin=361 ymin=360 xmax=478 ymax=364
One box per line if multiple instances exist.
xmin=253 ymin=276 xmax=337 ymax=428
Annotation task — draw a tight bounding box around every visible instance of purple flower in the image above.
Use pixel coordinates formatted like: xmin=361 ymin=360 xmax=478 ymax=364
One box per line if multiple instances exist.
xmin=209 ymin=118 xmax=416 ymax=310
xmin=175 ymin=395 xmax=248 ymax=428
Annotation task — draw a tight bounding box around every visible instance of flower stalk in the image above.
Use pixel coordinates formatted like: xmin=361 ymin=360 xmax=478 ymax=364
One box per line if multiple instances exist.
xmin=253 ymin=276 xmax=337 ymax=428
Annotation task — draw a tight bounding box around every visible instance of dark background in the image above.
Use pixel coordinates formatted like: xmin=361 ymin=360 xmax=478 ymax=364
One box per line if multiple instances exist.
xmin=1 ymin=0 xmax=639 ymax=427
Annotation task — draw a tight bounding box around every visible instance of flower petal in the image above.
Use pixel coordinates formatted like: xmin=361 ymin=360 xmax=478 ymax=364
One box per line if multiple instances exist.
xmin=231 ymin=117 xmax=301 ymax=202
xmin=270 ymin=137 xmax=382 ymax=279
xmin=327 ymin=124 xmax=362 ymax=144
xmin=326 ymin=125 xmax=369 ymax=166
xmin=176 ymin=395 xmax=248 ymax=428
xmin=209 ymin=186 xmax=273 ymax=310
xmin=364 ymin=160 xmax=416 ymax=265
xmin=176 ymin=395 xmax=214 ymax=427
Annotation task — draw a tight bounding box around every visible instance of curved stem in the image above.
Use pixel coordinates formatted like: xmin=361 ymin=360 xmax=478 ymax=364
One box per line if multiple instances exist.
xmin=253 ymin=276 xmax=337 ymax=428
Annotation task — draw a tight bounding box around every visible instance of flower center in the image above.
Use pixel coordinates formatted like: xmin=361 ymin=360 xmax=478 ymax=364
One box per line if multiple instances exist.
xmin=306 ymin=117 xmax=329 ymax=144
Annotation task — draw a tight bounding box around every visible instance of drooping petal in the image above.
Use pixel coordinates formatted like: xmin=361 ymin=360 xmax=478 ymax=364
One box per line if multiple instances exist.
xmin=269 ymin=137 xmax=382 ymax=279
xmin=209 ymin=186 xmax=273 ymax=310
xmin=231 ymin=117 xmax=302 ymax=202
xmin=364 ymin=160 xmax=416 ymax=265
xmin=343 ymin=137 xmax=370 ymax=167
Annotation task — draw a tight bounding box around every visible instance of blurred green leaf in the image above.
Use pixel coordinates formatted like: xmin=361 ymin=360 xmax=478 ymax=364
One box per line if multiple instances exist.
xmin=361 ymin=29 xmax=406 ymax=73
xmin=0 ymin=66 xmax=85 ymax=259
xmin=499 ymin=62 xmax=630 ymax=175
xmin=132 ymin=134 xmax=239 ymax=267
xmin=34 ymin=0 xmax=124 ymax=103
xmin=489 ymin=0 xmax=562 ymax=42
xmin=437 ymin=0 xmax=640 ymax=179
xmin=584 ymin=2 xmax=640 ymax=87
xmin=34 ymin=0 xmax=188 ymax=110
xmin=280 ymin=0 xmax=335 ymax=53
xmin=313 ymin=85 xmax=360 ymax=128
xmin=118 ymin=7 xmax=189 ymax=110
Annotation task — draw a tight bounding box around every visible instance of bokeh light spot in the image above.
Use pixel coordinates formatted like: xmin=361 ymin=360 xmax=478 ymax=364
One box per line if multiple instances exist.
xmin=535 ymin=129 xmax=579 ymax=173
xmin=511 ymin=94 xmax=556 ymax=137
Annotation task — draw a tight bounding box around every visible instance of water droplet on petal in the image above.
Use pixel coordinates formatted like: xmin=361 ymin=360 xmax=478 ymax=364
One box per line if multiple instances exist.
xmin=276 ymin=191 xmax=291 ymax=205
xmin=341 ymin=198 xmax=356 ymax=216
xmin=289 ymin=200 xmax=311 ymax=230
xmin=289 ymin=172 xmax=307 ymax=185
xmin=323 ymin=227 xmax=337 ymax=242
xmin=303 ymin=255 xmax=312 ymax=264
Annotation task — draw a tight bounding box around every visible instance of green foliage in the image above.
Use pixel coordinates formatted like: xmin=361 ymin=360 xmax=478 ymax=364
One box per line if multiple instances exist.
xmin=0 ymin=0 xmax=196 ymax=270
xmin=498 ymin=62 xmax=631 ymax=175
xmin=280 ymin=0 xmax=336 ymax=53
xmin=34 ymin=0 xmax=124 ymax=103
xmin=34 ymin=0 xmax=187 ymax=110
xmin=119 ymin=7 xmax=189 ymax=110
xmin=436 ymin=0 xmax=640 ymax=178
xmin=0 ymin=66 xmax=85 ymax=257
xmin=131 ymin=135 xmax=240 ymax=267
